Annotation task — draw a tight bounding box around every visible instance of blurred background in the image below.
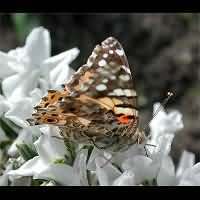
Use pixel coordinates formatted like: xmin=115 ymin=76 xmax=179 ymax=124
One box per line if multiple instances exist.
xmin=0 ymin=13 xmax=200 ymax=166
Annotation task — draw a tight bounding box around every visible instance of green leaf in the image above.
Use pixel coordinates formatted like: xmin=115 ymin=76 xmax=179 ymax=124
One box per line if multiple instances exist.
xmin=64 ymin=140 xmax=77 ymax=165
xmin=0 ymin=140 xmax=12 ymax=149
xmin=16 ymin=143 xmax=38 ymax=161
xmin=11 ymin=14 xmax=40 ymax=43
xmin=0 ymin=118 xmax=18 ymax=140
xmin=31 ymin=179 xmax=45 ymax=186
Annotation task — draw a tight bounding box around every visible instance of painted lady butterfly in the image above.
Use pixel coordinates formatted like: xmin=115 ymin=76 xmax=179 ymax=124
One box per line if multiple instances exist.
xmin=27 ymin=37 xmax=147 ymax=152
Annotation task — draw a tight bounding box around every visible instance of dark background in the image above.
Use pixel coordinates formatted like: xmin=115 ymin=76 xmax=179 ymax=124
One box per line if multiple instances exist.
xmin=0 ymin=13 xmax=200 ymax=165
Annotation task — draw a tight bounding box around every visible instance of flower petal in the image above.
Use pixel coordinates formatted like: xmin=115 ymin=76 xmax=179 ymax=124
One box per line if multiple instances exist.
xmin=24 ymin=27 xmax=51 ymax=66
xmin=34 ymin=134 xmax=66 ymax=163
xmin=157 ymin=156 xmax=176 ymax=186
xmin=39 ymin=125 xmax=61 ymax=137
xmin=50 ymin=62 xmax=75 ymax=88
xmin=178 ymin=163 xmax=200 ymax=186
xmin=34 ymin=163 xmax=81 ymax=186
xmin=112 ymin=170 xmax=136 ymax=186
xmin=0 ymin=95 xmax=10 ymax=116
xmin=29 ymin=88 xmax=44 ymax=105
xmin=176 ymin=150 xmax=195 ymax=180
xmin=5 ymin=98 xmax=33 ymax=128
xmin=73 ymin=149 xmax=88 ymax=186
xmin=95 ymin=157 xmax=121 ymax=186
xmin=122 ymin=155 xmax=158 ymax=184
xmin=87 ymin=147 xmax=103 ymax=171
xmin=49 ymin=48 xmax=79 ymax=87
xmin=155 ymin=134 xmax=175 ymax=156
xmin=149 ymin=103 xmax=183 ymax=148
xmin=10 ymin=176 xmax=32 ymax=186
xmin=0 ymin=51 xmax=19 ymax=78
xmin=43 ymin=47 xmax=79 ymax=71
xmin=8 ymin=126 xmax=41 ymax=156
xmin=2 ymin=70 xmax=40 ymax=100
xmin=0 ymin=175 xmax=9 ymax=186
xmin=7 ymin=156 xmax=46 ymax=177
xmin=113 ymin=144 xmax=146 ymax=167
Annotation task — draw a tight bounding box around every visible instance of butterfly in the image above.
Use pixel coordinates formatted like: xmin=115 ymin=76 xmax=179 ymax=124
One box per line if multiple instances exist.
xmin=27 ymin=37 xmax=147 ymax=152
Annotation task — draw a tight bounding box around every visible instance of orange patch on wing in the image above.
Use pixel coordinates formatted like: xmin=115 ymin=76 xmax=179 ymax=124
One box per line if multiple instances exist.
xmin=117 ymin=115 xmax=131 ymax=124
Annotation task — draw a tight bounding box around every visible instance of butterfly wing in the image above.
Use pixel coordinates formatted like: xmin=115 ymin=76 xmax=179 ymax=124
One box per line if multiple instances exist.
xmin=28 ymin=37 xmax=140 ymax=145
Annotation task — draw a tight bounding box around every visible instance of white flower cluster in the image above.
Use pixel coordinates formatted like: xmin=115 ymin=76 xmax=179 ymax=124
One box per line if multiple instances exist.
xmin=0 ymin=27 xmax=199 ymax=186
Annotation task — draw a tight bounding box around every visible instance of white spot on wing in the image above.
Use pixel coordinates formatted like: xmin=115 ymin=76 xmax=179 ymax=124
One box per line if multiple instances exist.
xmin=87 ymin=60 xmax=93 ymax=67
xmin=124 ymin=89 xmax=137 ymax=97
xmin=110 ymin=75 xmax=116 ymax=80
xmin=91 ymin=52 xmax=97 ymax=59
xmin=115 ymin=49 xmax=124 ymax=56
xmin=113 ymin=88 xmax=125 ymax=96
xmin=103 ymin=53 xmax=108 ymax=58
xmin=102 ymin=79 xmax=109 ymax=83
xmin=121 ymin=65 xmax=131 ymax=74
xmin=109 ymin=50 xmax=114 ymax=54
xmin=80 ymin=84 xmax=89 ymax=92
xmin=108 ymin=92 xmax=115 ymax=96
xmin=96 ymin=84 xmax=107 ymax=91
xmin=114 ymin=107 xmax=138 ymax=116
xmin=98 ymin=59 xmax=107 ymax=67
xmin=88 ymin=79 xmax=94 ymax=85
xmin=119 ymin=74 xmax=130 ymax=81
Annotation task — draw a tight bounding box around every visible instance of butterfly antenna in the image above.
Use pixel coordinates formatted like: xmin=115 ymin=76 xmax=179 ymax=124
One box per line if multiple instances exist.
xmin=143 ymin=91 xmax=174 ymax=134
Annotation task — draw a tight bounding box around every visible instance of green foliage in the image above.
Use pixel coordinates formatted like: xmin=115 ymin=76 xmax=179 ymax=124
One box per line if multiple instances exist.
xmin=31 ymin=179 xmax=46 ymax=186
xmin=64 ymin=140 xmax=77 ymax=166
xmin=0 ymin=118 xmax=18 ymax=140
xmin=11 ymin=14 xmax=40 ymax=43
xmin=53 ymin=158 xmax=66 ymax=164
xmin=142 ymin=178 xmax=157 ymax=186
xmin=0 ymin=140 xmax=12 ymax=149
xmin=16 ymin=143 xmax=38 ymax=161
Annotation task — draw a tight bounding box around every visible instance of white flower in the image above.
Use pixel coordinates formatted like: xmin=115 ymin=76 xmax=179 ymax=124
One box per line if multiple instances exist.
xmin=156 ymin=150 xmax=200 ymax=186
xmin=90 ymin=103 xmax=188 ymax=186
xmin=0 ymin=174 xmax=9 ymax=186
xmin=8 ymin=126 xmax=41 ymax=157
xmin=112 ymin=170 xmax=136 ymax=186
xmin=122 ymin=155 xmax=159 ymax=185
xmin=148 ymin=102 xmax=184 ymax=155
xmin=95 ymin=156 xmax=121 ymax=186
xmin=0 ymin=27 xmax=78 ymax=163
xmin=0 ymin=95 xmax=10 ymax=116
xmin=1 ymin=27 xmax=78 ymax=126
xmin=7 ymin=129 xmax=88 ymax=186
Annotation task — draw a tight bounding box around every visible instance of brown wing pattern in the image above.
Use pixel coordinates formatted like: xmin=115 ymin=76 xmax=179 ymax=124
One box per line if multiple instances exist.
xmin=27 ymin=37 xmax=142 ymax=148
